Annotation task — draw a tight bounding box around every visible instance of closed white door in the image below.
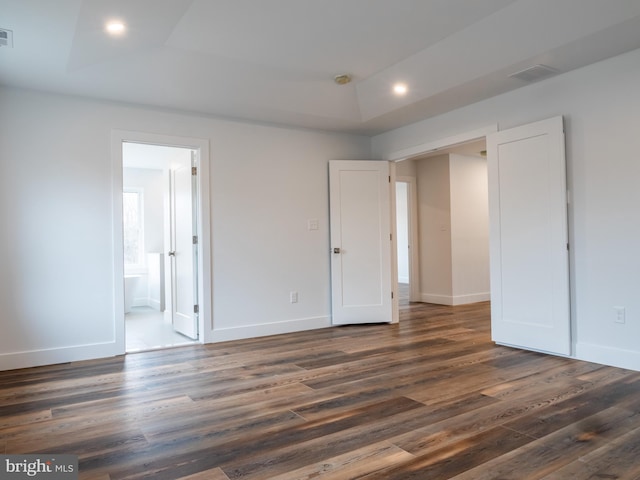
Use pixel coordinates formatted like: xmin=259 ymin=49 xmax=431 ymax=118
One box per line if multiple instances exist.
xmin=329 ymin=160 xmax=393 ymax=325
xmin=169 ymin=152 xmax=198 ymax=339
xmin=487 ymin=116 xmax=570 ymax=355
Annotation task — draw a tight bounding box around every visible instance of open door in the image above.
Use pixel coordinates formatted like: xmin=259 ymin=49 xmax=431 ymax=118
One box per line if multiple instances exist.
xmin=168 ymin=150 xmax=199 ymax=339
xmin=329 ymin=160 xmax=393 ymax=325
xmin=487 ymin=116 xmax=570 ymax=355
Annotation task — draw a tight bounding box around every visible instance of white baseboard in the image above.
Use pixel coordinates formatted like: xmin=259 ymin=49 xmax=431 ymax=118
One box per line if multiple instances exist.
xmin=575 ymin=342 xmax=640 ymax=371
xmin=148 ymin=298 xmax=162 ymax=311
xmin=0 ymin=341 xmax=121 ymax=371
xmin=452 ymin=292 xmax=491 ymax=305
xmin=420 ymin=292 xmax=490 ymax=306
xmin=210 ymin=316 xmax=331 ymax=343
xmin=421 ymin=293 xmax=454 ymax=305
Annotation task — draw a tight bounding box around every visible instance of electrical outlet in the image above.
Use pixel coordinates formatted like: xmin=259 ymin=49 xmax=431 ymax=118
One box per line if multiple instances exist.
xmin=290 ymin=291 xmax=298 ymax=303
xmin=614 ymin=306 xmax=625 ymax=324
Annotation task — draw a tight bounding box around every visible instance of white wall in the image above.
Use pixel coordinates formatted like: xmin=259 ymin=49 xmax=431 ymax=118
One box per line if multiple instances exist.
xmin=413 ymin=154 xmax=489 ymax=305
xmin=416 ymin=155 xmax=452 ymax=302
xmin=6 ymin=48 xmax=640 ymax=372
xmin=396 ymin=158 xmax=417 ymax=177
xmin=123 ymin=167 xmax=164 ymax=256
xmin=123 ymin=167 xmax=164 ymax=306
xmin=395 ymin=182 xmax=410 ymax=284
xmin=0 ymin=87 xmax=370 ymax=369
xmin=372 ymin=48 xmax=640 ymax=370
xmin=449 ymin=154 xmax=490 ymax=303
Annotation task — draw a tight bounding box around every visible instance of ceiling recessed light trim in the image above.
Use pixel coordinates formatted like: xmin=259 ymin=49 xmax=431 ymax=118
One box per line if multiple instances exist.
xmin=105 ymin=21 xmax=126 ymax=35
xmin=393 ymin=83 xmax=408 ymax=96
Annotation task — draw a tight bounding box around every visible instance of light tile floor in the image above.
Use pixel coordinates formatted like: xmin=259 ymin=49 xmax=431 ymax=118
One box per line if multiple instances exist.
xmin=125 ymin=306 xmax=197 ymax=352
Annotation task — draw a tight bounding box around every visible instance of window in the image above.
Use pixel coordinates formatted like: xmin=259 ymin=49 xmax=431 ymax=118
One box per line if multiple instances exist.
xmin=123 ymin=189 xmax=144 ymax=267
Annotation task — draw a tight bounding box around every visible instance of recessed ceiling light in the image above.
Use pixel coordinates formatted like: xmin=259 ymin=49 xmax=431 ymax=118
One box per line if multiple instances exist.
xmin=393 ymin=83 xmax=408 ymax=96
xmin=105 ymin=21 xmax=126 ymax=35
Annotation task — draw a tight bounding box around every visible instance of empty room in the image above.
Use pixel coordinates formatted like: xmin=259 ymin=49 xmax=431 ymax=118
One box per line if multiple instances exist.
xmin=2 ymin=1 xmax=640 ymax=478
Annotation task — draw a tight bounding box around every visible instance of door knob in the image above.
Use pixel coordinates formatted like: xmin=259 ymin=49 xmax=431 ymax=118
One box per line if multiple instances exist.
xmin=333 ymin=247 xmax=341 ymax=254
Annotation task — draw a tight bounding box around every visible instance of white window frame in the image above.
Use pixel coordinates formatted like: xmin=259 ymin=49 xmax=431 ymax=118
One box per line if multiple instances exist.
xmin=122 ymin=187 xmax=145 ymax=272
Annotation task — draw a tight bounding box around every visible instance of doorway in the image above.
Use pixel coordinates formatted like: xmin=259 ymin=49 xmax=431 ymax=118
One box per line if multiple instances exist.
xmin=122 ymin=142 xmax=199 ymax=351
xmin=112 ymin=130 xmax=212 ymax=355
xmin=390 ymin=118 xmax=570 ymax=357
xmin=394 ymin=138 xmax=490 ymax=308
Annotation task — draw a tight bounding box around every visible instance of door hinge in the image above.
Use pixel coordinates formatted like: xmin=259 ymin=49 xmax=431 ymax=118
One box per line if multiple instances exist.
xmin=193 ymin=235 xmax=198 ymax=245
xmin=389 ymin=175 xmax=391 ymax=183
xmin=194 ymin=304 xmax=199 ymax=314
xmin=567 ymin=243 xmax=570 ymax=251
xmin=391 ymin=291 xmax=394 ymax=299
xmin=390 ymin=233 xmax=393 ymax=241
xmin=192 ymin=166 xmax=197 ymax=176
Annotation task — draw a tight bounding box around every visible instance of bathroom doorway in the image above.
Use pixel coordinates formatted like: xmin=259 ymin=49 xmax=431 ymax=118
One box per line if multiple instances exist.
xmin=122 ymin=142 xmax=200 ymax=352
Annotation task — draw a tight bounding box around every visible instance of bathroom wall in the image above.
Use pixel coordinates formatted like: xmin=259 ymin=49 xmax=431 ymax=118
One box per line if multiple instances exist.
xmin=123 ymin=167 xmax=165 ymax=307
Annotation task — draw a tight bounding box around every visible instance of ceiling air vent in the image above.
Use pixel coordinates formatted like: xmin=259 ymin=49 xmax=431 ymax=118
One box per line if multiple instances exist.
xmin=509 ymin=64 xmax=559 ymax=83
xmin=0 ymin=29 xmax=14 ymax=48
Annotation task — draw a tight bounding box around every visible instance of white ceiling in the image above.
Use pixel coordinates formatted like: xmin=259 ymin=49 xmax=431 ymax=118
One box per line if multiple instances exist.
xmin=2 ymin=0 xmax=640 ymax=135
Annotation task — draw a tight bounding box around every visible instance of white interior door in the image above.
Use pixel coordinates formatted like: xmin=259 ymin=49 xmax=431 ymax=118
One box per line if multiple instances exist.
xmin=487 ymin=116 xmax=570 ymax=355
xmin=329 ymin=160 xmax=393 ymax=325
xmin=169 ymin=151 xmax=198 ymax=339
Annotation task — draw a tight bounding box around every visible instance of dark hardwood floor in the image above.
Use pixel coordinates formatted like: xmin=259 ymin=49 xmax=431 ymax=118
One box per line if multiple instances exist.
xmin=2 ymin=301 xmax=640 ymax=479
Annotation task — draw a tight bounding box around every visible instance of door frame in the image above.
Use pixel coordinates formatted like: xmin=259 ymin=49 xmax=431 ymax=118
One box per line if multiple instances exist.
xmin=111 ymin=130 xmax=212 ymax=353
xmin=386 ymin=121 xmax=573 ymax=356
xmin=386 ymin=125 xmax=498 ymax=324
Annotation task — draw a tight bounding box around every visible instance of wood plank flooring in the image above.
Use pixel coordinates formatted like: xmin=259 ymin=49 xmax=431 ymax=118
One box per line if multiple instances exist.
xmin=2 ymin=301 xmax=640 ymax=479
